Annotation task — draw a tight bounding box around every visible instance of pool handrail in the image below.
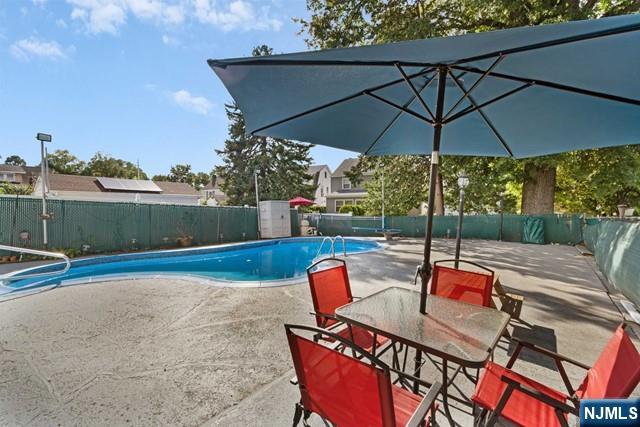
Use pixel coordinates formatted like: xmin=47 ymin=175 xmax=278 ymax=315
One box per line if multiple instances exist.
xmin=0 ymin=244 xmax=71 ymax=283
xmin=333 ymin=235 xmax=347 ymax=258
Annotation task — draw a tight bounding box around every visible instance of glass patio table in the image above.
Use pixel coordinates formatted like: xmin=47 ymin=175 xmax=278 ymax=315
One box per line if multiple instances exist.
xmin=335 ymin=286 xmax=510 ymax=423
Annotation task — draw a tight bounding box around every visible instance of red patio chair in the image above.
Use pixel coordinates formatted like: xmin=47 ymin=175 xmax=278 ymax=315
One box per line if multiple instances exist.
xmin=306 ymin=257 xmax=389 ymax=355
xmin=430 ymin=259 xmax=494 ymax=307
xmin=472 ymin=322 xmax=640 ymax=427
xmin=285 ymin=323 xmax=442 ymax=427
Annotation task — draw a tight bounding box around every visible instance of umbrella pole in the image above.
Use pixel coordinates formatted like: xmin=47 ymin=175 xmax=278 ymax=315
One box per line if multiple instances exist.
xmin=419 ymin=66 xmax=447 ymax=314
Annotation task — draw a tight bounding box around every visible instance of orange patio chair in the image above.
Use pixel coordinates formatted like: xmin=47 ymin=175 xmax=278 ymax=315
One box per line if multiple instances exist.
xmin=285 ymin=323 xmax=442 ymax=427
xmin=306 ymin=257 xmax=390 ymax=355
xmin=472 ymin=323 xmax=640 ymax=426
xmin=430 ymin=259 xmax=494 ymax=308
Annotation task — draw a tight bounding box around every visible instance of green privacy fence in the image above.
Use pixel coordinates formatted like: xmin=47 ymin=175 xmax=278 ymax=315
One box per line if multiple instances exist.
xmin=309 ymin=213 xmax=583 ymax=245
xmin=0 ymin=196 xmax=265 ymax=253
xmin=583 ymin=219 xmax=640 ymax=307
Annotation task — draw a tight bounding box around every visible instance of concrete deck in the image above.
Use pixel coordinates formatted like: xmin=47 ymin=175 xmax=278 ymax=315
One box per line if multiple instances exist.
xmin=0 ymin=238 xmax=637 ymax=426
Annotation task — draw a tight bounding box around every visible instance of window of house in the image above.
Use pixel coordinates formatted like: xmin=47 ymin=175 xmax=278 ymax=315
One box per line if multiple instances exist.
xmin=342 ymin=177 xmax=351 ymax=190
xmin=324 ymin=171 xmax=327 ymax=178
xmin=355 ymin=199 xmax=364 ymax=205
xmin=320 ymin=188 xmax=324 ymax=197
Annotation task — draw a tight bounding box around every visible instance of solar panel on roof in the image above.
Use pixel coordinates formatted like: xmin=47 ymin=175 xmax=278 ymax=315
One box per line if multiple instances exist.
xmin=96 ymin=177 xmax=162 ymax=193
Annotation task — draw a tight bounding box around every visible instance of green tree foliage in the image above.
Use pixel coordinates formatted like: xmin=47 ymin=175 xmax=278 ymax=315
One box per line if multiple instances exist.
xmin=4 ymin=155 xmax=26 ymax=166
xmin=215 ymin=45 xmax=315 ymax=206
xmin=155 ymin=165 xmax=211 ymax=189
xmin=556 ymin=146 xmax=640 ymax=215
xmin=47 ymin=149 xmax=86 ymax=174
xmin=339 ymin=204 xmax=365 ymax=215
xmin=84 ymin=152 xmax=148 ymax=180
xmin=0 ymin=183 xmax=32 ymax=195
xmin=298 ymin=0 xmax=640 ymax=215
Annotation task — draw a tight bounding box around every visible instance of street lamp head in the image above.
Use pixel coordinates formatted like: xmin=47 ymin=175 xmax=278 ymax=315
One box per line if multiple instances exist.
xmin=457 ymin=171 xmax=469 ymax=190
xmin=36 ymin=133 xmax=52 ymax=142
xmin=255 ymin=168 xmax=261 ymax=175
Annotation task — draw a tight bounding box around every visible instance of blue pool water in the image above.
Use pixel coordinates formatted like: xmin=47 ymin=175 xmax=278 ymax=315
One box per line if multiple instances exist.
xmin=1 ymin=238 xmax=381 ymax=295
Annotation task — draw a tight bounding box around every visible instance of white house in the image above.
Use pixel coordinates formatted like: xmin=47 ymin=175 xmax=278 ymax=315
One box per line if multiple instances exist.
xmin=306 ymin=164 xmax=331 ymax=207
xmin=33 ymin=174 xmax=201 ymax=205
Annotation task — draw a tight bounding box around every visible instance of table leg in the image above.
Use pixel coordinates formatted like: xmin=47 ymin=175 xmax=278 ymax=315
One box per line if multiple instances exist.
xmin=412 ymin=347 xmax=423 ymax=393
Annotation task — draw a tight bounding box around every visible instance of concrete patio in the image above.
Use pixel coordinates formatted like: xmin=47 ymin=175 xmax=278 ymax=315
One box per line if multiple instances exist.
xmin=1 ymin=238 xmax=638 ymax=426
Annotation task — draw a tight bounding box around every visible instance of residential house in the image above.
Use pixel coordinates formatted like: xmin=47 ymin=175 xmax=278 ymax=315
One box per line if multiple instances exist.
xmin=33 ymin=174 xmax=201 ymax=205
xmin=325 ymin=158 xmax=373 ymax=213
xmin=306 ymin=164 xmax=331 ymax=207
xmin=0 ymin=164 xmax=40 ymax=185
xmin=200 ymin=176 xmax=228 ymax=206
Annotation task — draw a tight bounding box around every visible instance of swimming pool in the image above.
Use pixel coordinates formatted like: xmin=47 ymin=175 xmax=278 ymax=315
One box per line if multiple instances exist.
xmin=1 ymin=238 xmax=381 ymax=296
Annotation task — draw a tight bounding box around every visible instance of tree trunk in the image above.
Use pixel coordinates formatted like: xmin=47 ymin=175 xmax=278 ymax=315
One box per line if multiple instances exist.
xmin=521 ymin=163 xmax=556 ymax=214
xmin=434 ymin=172 xmax=445 ymax=215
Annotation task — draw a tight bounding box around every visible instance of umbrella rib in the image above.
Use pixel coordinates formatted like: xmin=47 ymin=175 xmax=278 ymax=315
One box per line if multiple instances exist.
xmin=448 ymin=71 xmax=515 ymax=158
xmin=395 ymin=64 xmax=436 ymax=121
xmin=451 ymin=65 xmax=640 ymax=107
xmin=443 ymin=83 xmax=532 ymax=124
xmin=249 ymin=68 xmax=435 ymax=135
xmin=364 ymin=91 xmax=434 ymax=125
xmin=443 ymin=55 xmax=504 ymax=121
xmin=364 ymin=73 xmax=437 ymax=155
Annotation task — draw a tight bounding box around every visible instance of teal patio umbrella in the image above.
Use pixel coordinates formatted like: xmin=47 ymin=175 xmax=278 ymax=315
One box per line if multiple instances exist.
xmin=208 ymin=14 xmax=640 ymax=314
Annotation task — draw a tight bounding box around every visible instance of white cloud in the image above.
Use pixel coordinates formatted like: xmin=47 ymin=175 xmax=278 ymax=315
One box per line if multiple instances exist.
xmin=9 ymin=37 xmax=74 ymax=61
xmin=171 ymin=90 xmax=212 ymax=115
xmin=194 ymin=0 xmax=282 ymax=31
xmin=67 ymin=0 xmax=185 ymax=34
xmin=161 ymin=33 xmax=178 ymax=45
xmin=56 ymin=18 xmax=69 ymax=28
xmin=32 ymin=0 xmax=48 ymax=4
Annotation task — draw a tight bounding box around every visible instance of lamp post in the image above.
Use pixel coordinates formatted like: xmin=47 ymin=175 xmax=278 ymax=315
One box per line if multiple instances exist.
xmin=254 ymin=169 xmax=261 ymax=239
xmin=36 ymin=133 xmax=52 ymax=247
xmin=498 ymin=192 xmax=505 ymax=242
xmin=454 ymin=171 xmax=469 ymax=268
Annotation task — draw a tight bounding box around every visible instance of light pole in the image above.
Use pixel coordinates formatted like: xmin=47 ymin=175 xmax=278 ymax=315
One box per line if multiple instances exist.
xmin=36 ymin=133 xmax=52 ymax=247
xmin=454 ymin=171 xmax=469 ymax=268
xmin=498 ymin=192 xmax=505 ymax=241
xmin=254 ymin=168 xmax=261 ymax=239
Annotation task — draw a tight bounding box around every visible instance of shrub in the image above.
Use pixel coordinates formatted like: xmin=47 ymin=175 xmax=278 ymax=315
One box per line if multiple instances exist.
xmin=339 ymin=204 xmax=365 ymax=216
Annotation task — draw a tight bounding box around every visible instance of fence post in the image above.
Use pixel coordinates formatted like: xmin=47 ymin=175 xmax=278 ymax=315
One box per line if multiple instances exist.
xmin=10 ymin=195 xmax=19 ymax=247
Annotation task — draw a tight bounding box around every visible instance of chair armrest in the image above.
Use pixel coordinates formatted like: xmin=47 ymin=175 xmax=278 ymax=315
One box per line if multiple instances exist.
xmin=309 ymin=311 xmax=344 ymax=331
xmin=406 ymin=381 xmax=442 ymax=427
xmin=509 ymin=338 xmax=590 ymax=370
xmin=500 ymin=375 xmax=578 ymax=415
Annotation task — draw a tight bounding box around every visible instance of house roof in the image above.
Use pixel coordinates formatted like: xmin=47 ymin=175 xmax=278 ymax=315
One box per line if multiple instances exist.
xmin=307 ymin=164 xmax=330 ymax=176
xmin=0 ymin=164 xmax=26 ymax=174
xmin=44 ymin=174 xmax=199 ymax=195
xmin=332 ymin=158 xmax=373 ymax=177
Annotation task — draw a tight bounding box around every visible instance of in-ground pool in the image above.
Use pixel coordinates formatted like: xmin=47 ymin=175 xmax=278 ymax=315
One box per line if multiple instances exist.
xmin=1 ymin=238 xmax=381 ymax=296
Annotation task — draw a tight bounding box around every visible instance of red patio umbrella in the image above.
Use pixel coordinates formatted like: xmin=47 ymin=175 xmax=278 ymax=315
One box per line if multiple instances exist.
xmin=289 ymin=196 xmax=314 ymax=207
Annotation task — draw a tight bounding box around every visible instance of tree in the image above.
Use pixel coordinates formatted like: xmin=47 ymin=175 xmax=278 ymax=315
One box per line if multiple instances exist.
xmin=152 ymin=174 xmax=170 ymax=181
xmin=4 ymin=155 xmax=26 ymax=166
xmin=215 ymin=46 xmax=315 ymax=206
xmin=556 ymin=146 xmax=640 ymax=215
xmin=0 ymin=183 xmax=32 ymax=195
xmin=84 ymin=152 xmax=148 ymax=179
xmin=298 ymin=0 xmax=640 ymax=214
xmin=168 ymin=164 xmax=195 ymax=184
xmin=47 ymin=149 xmax=87 ymax=175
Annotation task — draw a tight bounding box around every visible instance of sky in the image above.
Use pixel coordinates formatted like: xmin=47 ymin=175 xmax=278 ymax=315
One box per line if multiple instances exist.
xmin=0 ymin=0 xmax=356 ymax=176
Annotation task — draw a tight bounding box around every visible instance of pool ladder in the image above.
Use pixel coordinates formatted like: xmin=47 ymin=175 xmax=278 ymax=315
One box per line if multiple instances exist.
xmin=315 ymin=235 xmax=346 ymax=260
xmin=0 ymin=244 xmax=71 ymax=285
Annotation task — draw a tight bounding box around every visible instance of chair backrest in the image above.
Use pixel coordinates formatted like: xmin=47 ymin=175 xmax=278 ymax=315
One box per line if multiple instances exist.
xmin=285 ymin=324 xmax=395 ymax=426
xmin=307 ymin=258 xmax=353 ymax=327
xmin=430 ymin=260 xmax=494 ymax=307
xmin=576 ymin=323 xmax=640 ymax=400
